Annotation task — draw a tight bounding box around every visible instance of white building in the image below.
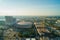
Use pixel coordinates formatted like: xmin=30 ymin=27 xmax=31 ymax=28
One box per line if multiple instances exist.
xmin=16 ymin=21 xmax=33 ymax=28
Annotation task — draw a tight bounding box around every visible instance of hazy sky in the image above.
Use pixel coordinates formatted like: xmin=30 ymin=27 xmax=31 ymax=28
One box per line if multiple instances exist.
xmin=0 ymin=0 xmax=60 ymax=16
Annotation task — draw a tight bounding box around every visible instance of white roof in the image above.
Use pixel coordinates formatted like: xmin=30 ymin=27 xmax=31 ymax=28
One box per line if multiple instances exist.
xmin=17 ymin=22 xmax=33 ymax=28
xmin=17 ymin=22 xmax=32 ymax=25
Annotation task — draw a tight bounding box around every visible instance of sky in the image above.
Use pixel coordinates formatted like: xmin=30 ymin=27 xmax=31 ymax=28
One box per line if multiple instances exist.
xmin=0 ymin=0 xmax=60 ymax=16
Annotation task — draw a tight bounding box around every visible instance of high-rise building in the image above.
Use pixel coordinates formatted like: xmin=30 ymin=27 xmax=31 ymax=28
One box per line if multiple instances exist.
xmin=5 ymin=16 xmax=16 ymax=25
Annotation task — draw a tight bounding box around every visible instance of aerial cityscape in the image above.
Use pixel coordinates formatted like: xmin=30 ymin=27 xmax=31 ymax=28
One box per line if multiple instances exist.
xmin=0 ymin=16 xmax=60 ymax=40
xmin=0 ymin=0 xmax=60 ymax=40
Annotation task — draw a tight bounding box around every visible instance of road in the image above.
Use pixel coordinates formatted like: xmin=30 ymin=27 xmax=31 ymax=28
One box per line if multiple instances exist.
xmin=34 ymin=21 xmax=60 ymax=40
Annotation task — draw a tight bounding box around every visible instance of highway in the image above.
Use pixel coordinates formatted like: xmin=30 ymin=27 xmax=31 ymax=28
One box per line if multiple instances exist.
xmin=45 ymin=23 xmax=60 ymax=37
xmin=34 ymin=21 xmax=60 ymax=40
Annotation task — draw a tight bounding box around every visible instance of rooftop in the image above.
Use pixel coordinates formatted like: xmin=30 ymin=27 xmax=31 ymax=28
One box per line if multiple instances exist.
xmin=17 ymin=21 xmax=32 ymax=25
xmin=16 ymin=21 xmax=33 ymax=28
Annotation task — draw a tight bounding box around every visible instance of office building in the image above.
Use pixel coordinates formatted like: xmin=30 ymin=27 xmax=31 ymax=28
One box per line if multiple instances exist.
xmin=5 ymin=16 xmax=16 ymax=25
